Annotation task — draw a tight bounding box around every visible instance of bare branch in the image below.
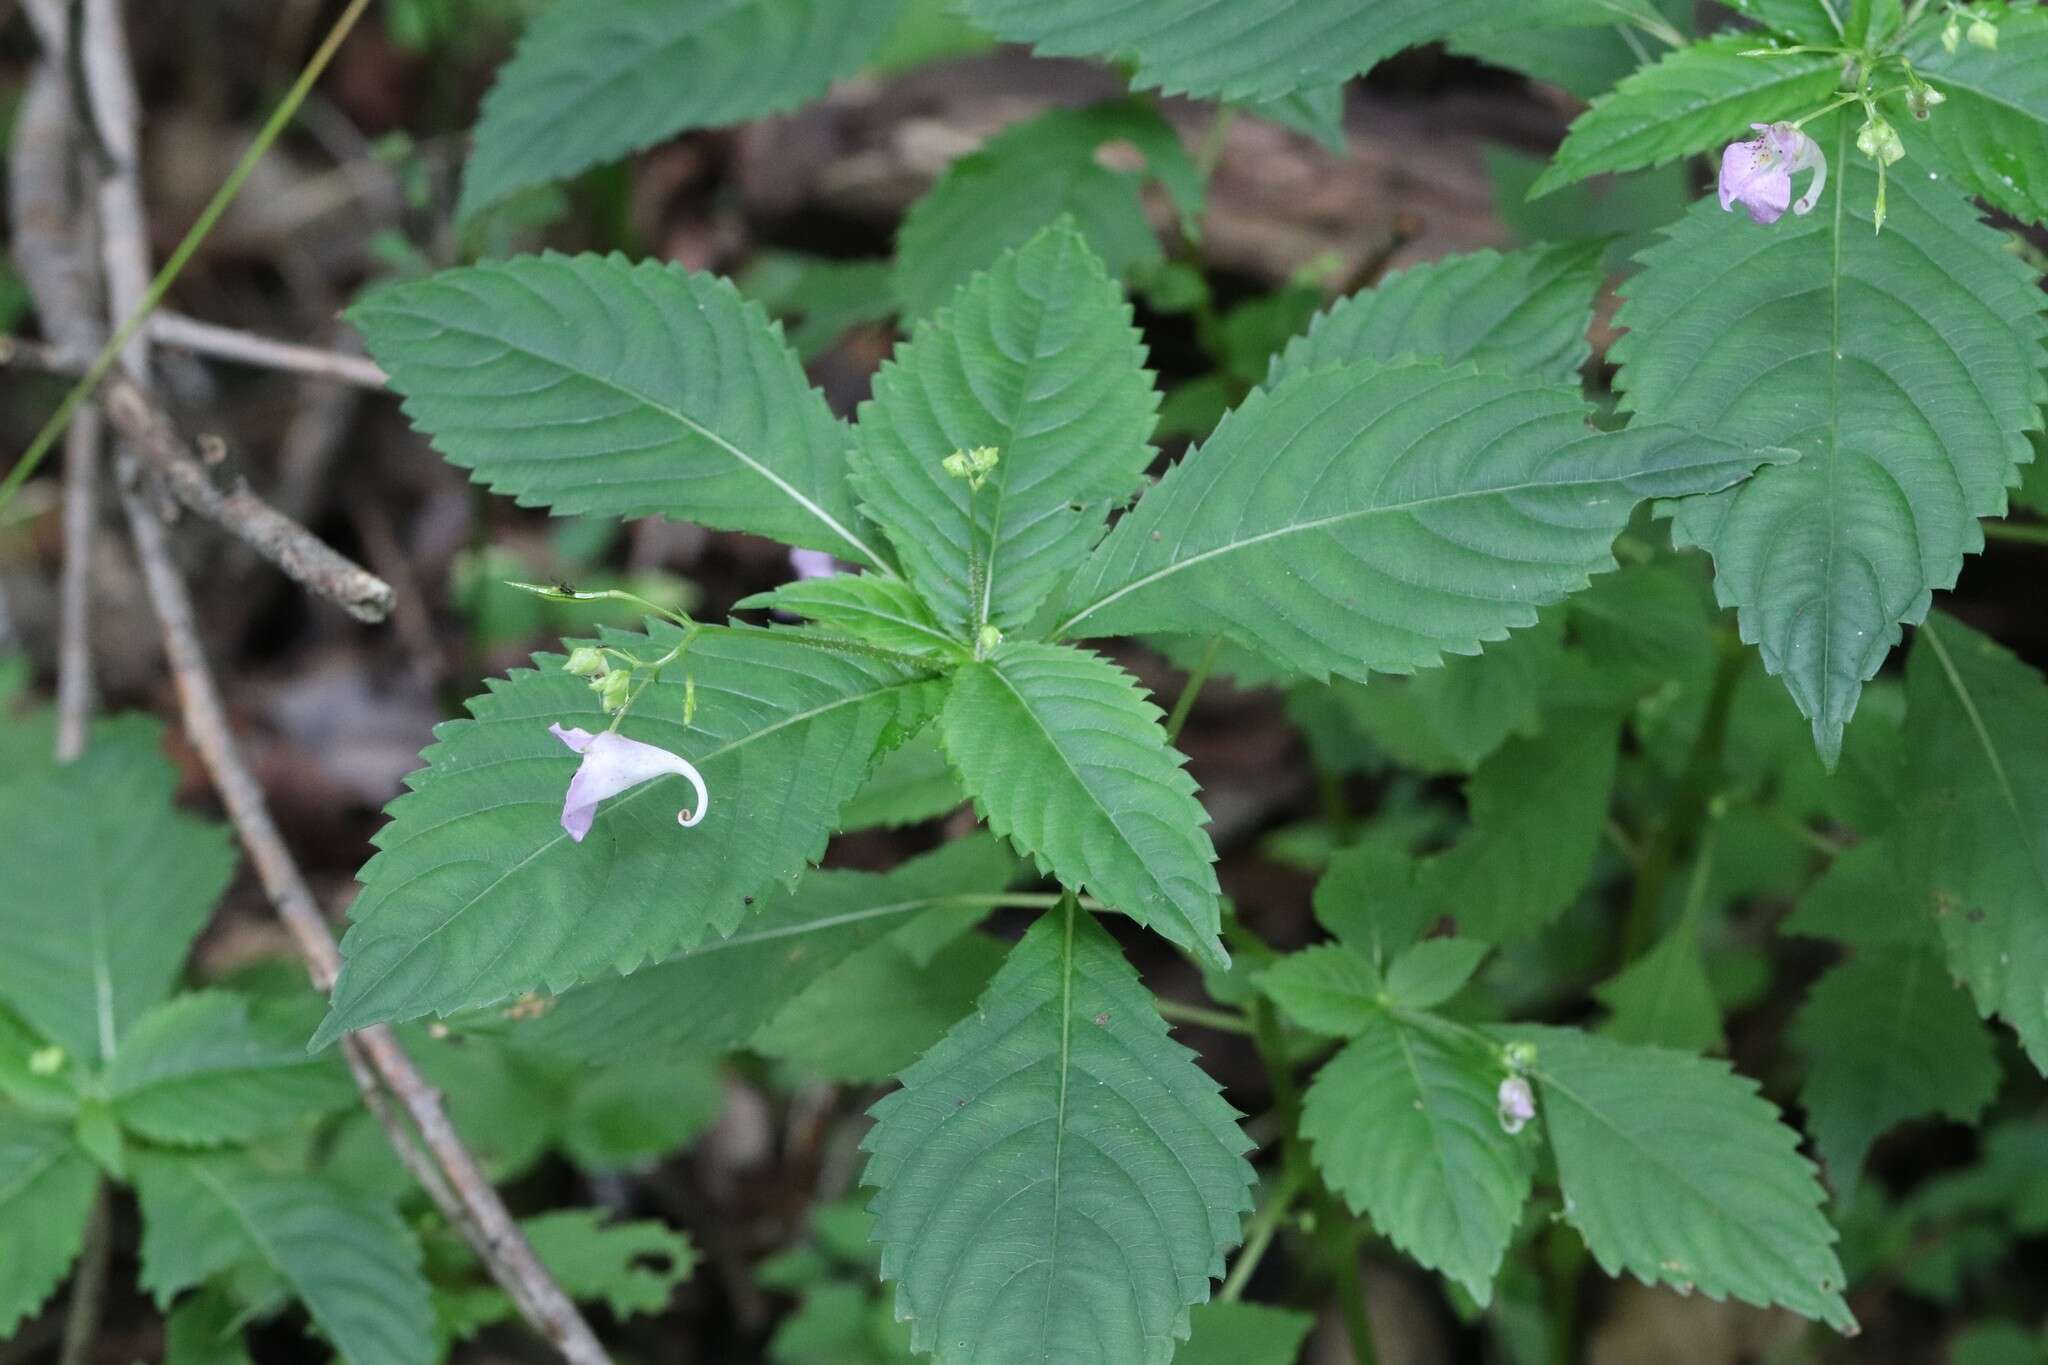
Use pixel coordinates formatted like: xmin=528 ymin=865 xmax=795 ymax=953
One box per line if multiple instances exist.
xmin=2 ymin=337 xmax=396 ymax=623
xmin=149 ymin=310 xmax=389 ymax=389
xmin=23 ymin=2 xmax=610 ymax=1358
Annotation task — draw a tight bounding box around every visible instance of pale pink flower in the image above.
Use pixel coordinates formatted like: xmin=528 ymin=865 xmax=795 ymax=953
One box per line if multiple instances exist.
xmin=1719 ymin=122 xmax=1827 ymax=225
xmin=788 ymin=548 xmax=838 ymax=581
xmin=1497 ymin=1076 xmax=1536 ymax=1135
xmin=549 ymin=723 xmax=708 ymax=842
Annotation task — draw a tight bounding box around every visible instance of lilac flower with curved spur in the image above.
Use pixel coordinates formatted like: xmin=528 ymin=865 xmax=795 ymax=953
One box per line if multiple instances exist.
xmin=1719 ymin=122 xmax=1827 ymax=225
xmin=1496 ymin=1076 xmax=1536 ymax=1135
xmin=549 ymin=723 xmax=708 ymax=842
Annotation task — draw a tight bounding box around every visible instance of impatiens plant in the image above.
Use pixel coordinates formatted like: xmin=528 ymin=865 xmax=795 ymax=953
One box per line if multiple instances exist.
xmin=8 ymin=0 xmax=2047 ymax=1360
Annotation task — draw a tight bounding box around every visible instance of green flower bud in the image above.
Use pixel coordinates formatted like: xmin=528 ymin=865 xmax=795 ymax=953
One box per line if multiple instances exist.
xmin=1857 ymin=117 xmax=1905 ymax=166
xmin=1968 ymin=16 xmax=1998 ymax=48
xmin=28 ymin=1045 xmax=63 ymax=1076
xmin=598 ymin=668 xmax=634 ymax=713
xmin=977 ymin=623 xmax=1004 ymax=655
xmin=1942 ymin=17 xmax=1961 ymax=51
xmin=563 ymin=646 xmax=607 ymax=677
xmin=1907 ymin=86 xmax=1946 ymax=120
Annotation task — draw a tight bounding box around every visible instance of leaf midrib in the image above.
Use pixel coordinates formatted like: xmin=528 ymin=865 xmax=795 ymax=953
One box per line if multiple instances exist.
xmin=1921 ymin=618 xmax=2048 ymax=898
xmin=384 ymin=306 xmax=894 ymax=573
xmin=1058 ymin=435 xmax=1709 ymax=636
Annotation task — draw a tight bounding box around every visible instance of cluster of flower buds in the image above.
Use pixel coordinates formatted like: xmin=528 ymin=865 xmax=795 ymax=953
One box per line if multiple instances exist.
xmin=1941 ymin=11 xmax=2000 ymax=52
xmin=563 ymin=643 xmax=634 ymax=712
xmin=942 ymin=444 xmax=1001 ymax=492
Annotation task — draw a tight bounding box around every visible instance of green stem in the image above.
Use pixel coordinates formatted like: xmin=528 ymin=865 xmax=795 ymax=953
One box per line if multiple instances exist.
xmin=1219 ymin=1166 xmax=1305 ymax=1301
xmin=1985 ymin=520 xmax=2048 ymax=547
xmin=1194 ymin=105 xmax=1238 ymax=183
xmin=0 ymin=0 xmax=376 ymax=514
xmin=1155 ymin=999 xmax=1253 ymax=1036
xmin=1620 ymin=634 xmax=1742 ymax=964
xmin=1322 ymin=1212 xmax=1379 ymax=1365
xmin=1164 ymin=635 xmax=1223 ymax=744
xmin=57 ymin=1181 xmax=110 ymax=1365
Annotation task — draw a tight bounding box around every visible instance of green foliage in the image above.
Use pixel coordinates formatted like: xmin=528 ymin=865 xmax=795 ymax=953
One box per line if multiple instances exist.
xmin=458 ymin=0 xmax=906 ymax=219
xmin=838 ymin=733 xmax=965 ymax=831
xmin=1425 ymin=713 xmax=1622 ymax=943
xmin=1303 ymin=1013 xmax=1533 ymax=1303
xmin=107 ymin=993 xmax=355 ymax=1146
xmin=862 ymin=906 xmax=1253 ymax=1364
xmin=1513 ymin=1025 xmax=1854 ymax=1329
xmin=1532 ymin=36 xmax=1838 ymax=195
xmin=352 ymin=253 xmax=894 ymax=569
xmin=0 ymin=715 xmax=234 ymax=1065
xmin=753 ymin=931 xmax=1008 ymax=1082
xmin=503 ymin=1211 xmax=695 ymax=1320
xmin=1257 ymin=943 xmax=1383 ymax=1035
xmin=486 ymin=836 xmax=1015 ymax=1063
xmin=1176 ymin=1301 xmax=1316 ymax=1365
xmin=1384 ymin=937 xmax=1490 ymax=1010
xmin=1268 ymin=242 xmax=1607 ymax=390
xmin=855 ymin=225 xmax=1160 ymax=635
xmin=316 ymin=625 xmax=937 ymax=1042
xmin=1902 ymin=614 xmax=2048 ymax=1070
xmin=893 ymin=103 xmax=1199 ymax=320
xmin=955 ymin=0 xmax=1499 ymax=99
xmin=134 ymin=1154 xmax=434 ymax=1365
xmin=942 ymin=643 xmax=1224 ymax=965
xmin=1594 ymin=917 xmax=1724 ymax=1052
xmin=0 ymin=1115 xmax=97 ymax=1337
xmin=1903 ymin=6 xmax=2048 ymax=224
xmin=737 ymin=574 xmax=966 ymax=658
xmin=1328 ymin=612 xmax=1567 ymax=776
xmin=1058 ymin=360 xmax=1780 ymax=683
xmin=1615 ymin=147 xmax=2048 ymax=762
xmin=1793 ymin=946 xmax=2000 ymax=1188
xmin=741 ymin=253 xmax=897 ymax=360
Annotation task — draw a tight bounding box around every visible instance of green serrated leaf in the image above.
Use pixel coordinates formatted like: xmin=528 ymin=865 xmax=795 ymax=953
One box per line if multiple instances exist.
xmin=490 ymin=835 xmax=1015 ymax=1062
xmin=893 ymin=103 xmax=1197 ymax=320
xmin=352 ymin=253 xmax=894 ymax=569
xmin=1241 ymin=86 xmax=1347 ymax=152
xmin=1178 ymin=1300 xmax=1317 ymax=1365
xmin=1257 ymin=943 xmax=1383 ymax=1036
xmin=1314 ymin=836 xmax=1437 ymax=966
xmin=317 ymin=625 xmax=936 ymax=1043
xmin=862 ymin=906 xmax=1254 ymax=1364
xmin=522 ymin=1210 xmax=696 ymax=1318
xmin=1269 ymin=241 xmax=1607 ymax=390
xmin=1058 ymin=360 xmax=1783 ymax=684
xmin=1427 ymin=711 xmax=1622 ymax=943
xmin=1615 ymin=143 xmax=2048 ymax=762
xmin=1722 ymin=0 xmax=1851 ymax=42
xmin=164 ymin=1287 xmax=255 ymax=1365
xmin=1385 ymin=938 xmax=1491 ymax=1010
xmin=458 ymin=0 xmax=906 ymax=220
xmin=957 ymin=0 xmax=1498 ymax=99
xmin=941 ymin=643 xmax=1225 ymax=966
xmin=1329 ymin=611 xmax=1567 ymax=776
xmin=1793 ymin=946 xmax=2000 ymax=1188
xmin=1514 ymin=1025 xmax=1854 ymax=1330
xmin=1783 ymin=835 xmax=1935 ymax=946
xmin=754 ymin=932 xmax=1008 ymax=1082
xmin=0 ymin=1115 xmax=97 ymax=1337
xmin=1902 ymin=613 xmax=2048 ymax=1071
xmin=1531 ymin=35 xmax=1838 ymax=196
xmin=1304 ymin=1013 xmax=1531 ymax=1304
xmin=737 ymin=574 xmax=967 ymax=658
xmin=1594 ymin=920 xmax=1724 ymax=1052
xmin=0 ymin=714 xmax=235 ymax=1066
xmin=109 ymin=993 xmax=355 ymax=1147
xmin=857 ymin=224 xmax=1160 ymax=634
xmin=560 ymin=1053 xmax=726 ymax=1171
xmin=838 ymin=732 xmax=966 ymax=832
xmin=134 ymin=1154 xmax=433 ymax=1365
xmin=1902 ymin=7 xmax=2048 ymax=225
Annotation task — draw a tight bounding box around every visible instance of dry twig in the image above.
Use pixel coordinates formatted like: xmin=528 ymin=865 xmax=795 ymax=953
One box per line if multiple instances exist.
xmin=2 ymin=337 xmax=395 ymax=623
xmin=13 ymin=2 xmax=613 ymax=1359
xmin=148 ymin=310 xmax=389 ymax=389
